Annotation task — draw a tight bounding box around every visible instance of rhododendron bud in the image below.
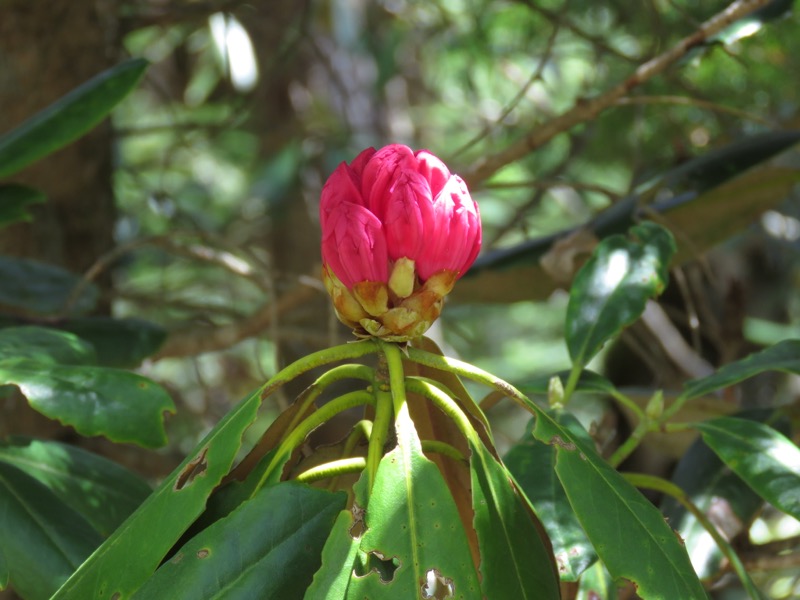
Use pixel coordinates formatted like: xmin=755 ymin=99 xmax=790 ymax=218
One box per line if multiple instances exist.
xmin=320 ymin=144 xmax=481 ymax=341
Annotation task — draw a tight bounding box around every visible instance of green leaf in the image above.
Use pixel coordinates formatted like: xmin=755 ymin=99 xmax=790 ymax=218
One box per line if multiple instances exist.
xmin=52 ymin=386 xmax=264 ymax=600
xmin=531 ymin=405 xmax=706 ymax=599
xmin=132 ymin=483 xmax=345 ymax=599
xmin=326 ymin=408 xmax=481 ymax=599
xmin=504 ymin=415 xmax=597 ymax=582
xmin=0 ymin=462 xmax=103 ymax=600
xmin=0 ymin=326 xmax=96 ymax=365
xmin=0 ymin=437 xmax=151 ymax=537
xmin=471 ymin=439 xmax=561 ymax=597
xmin=661 ymin=411 xmax=782 ymax=579
xmin=519 ymin=369 xmax=616 ymax=397
xmin=58 ymin=317 xmax=167 ymax=368
xmin=681 ymin=339 xmax=800 ymax=401
xmin=0 ymin=256 xmax=98 ymax=316
xmin=694 ymin=417 xmax=800 ymax=520
xmin=0 ymin=358 xmax=174 ymax=448
xmin=0 ymin=546 xmax=7 ymax=590
xmin=0 ymin=184 xmax=45 ymax=227
xmin=565 ymin=221 xmax=676 ymax=368
xmin=0 ymin=58 xmax=148 ymax=178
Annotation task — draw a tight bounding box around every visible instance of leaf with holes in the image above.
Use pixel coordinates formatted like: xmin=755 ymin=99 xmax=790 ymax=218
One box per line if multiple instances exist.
xmin=471 ymin=438 xmax=561 ymax=597
xmin=0 ymin=462 xmax=103 ymax=600
xmin=504 ymin=415 xmax=596 ymax=582
xmin=0 ymin=358 xmax=174 ymax=448
xmin=695 ymin=417 xmax=800 ymax=520
xmin=528 ymin=402 xmax=706 ymax=599
xmin=346 ymin=408 xmax=480 ymax=599
xmin=681 ymin=339 xmax=800 ymax=401
xmin=51 ymin=387 xmax=263 ymax=600
xmin=565 ymin=222 xmax=675 ymax=369
xmin=0 ymin=437 xmax=151 ymax=537
xmin=131 ymin=483 xmax=345 ymax=599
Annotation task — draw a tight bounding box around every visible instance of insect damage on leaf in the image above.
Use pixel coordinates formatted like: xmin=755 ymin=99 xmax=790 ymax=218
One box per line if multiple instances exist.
xmin=420 ymin=568 xmax=455 ymax=599
xmin=349 ymin=501 xmax=367 ymax=538
xmin=173 ymin=447 xmax=208 ymax=490
xmin=354 ymin=550 xmax=400 ymax=583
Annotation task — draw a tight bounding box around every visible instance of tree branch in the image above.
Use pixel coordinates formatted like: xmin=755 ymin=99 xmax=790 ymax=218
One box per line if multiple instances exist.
xmin=462 ymin=0 xmax=772 ymax=186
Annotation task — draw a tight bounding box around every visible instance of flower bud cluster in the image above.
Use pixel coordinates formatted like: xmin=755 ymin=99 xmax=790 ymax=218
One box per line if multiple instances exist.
xmin=320 ymin=144 xmax=481 ymax=341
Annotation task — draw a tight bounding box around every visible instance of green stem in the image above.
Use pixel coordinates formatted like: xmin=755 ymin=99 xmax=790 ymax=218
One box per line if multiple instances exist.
xmin=611 ymin=389 xmax=646 ymax=421
xmin=661 ymin=392 xmax=691 ymax=422
xmin=405 ymin=346 xmax=535 ymax=413
xmin=367 ymin=378 xmax=393 ymax=493
xmin=295 ymin=457 xmax=367 ymax=483
xmin=608 ymin=419 xmax=652 ymax=468
xmin=380 ymin=341 xmax=409 ymax=417
xmin=404 ymin=376 xmax=481 ymax=447
xmin=329 ymin=419 xmax=373 ymax=491
xmin=421 ymin=440 xmax=467 ymax=462
xmin=562 ymin=363 xmax=583 ymax=404
xmin=254 ymin=390 xmax=375 ymax=493
xmin=259 ymin=339 xmax=377 ymax=400
xmin=623 ymin=473 xmax=762 ymax=600
xmin=280 ymin=363 xmax=375 ymax=443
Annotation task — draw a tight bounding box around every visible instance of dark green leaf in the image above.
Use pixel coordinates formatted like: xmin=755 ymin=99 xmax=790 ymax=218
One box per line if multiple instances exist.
xmin=0 ymin=256 xmax=97 ymax=316
xmin=0 ymin=358 xmax=174 ymax=448
xmin=0 ymin=462 xmax=103 ymax=600
xmin=0 ymin=326 xmax=96 ymax=365
xmin=661 ymin=410 xmax=786 ymax=579
xmin=58 ymin=317 xmax=167 ymax=367
xmin=0 ymin=184 xmax=45 ymax=227
xmin=519 ymin=369 xmax=616 ymax=397
xmin=471 ymin=439 xmax=561 ymax=597
xmin=132 ymin=483 xmax=345 ymax=600
xmin=530 ymin=404 xmax=706 ymax=599
xmin=0 ymin=437 xmax=151 ymax=537
xmin=504 ymin=415 xmax=597 ymax=582
xmin=565 ymin=222 xmax=675 ymax=368
xmin=0 ymin=58 xmax=148 ymax=178
xmin=52 ymin=387 xmax=263 ymax=599
xmin=464 ymin=131 xmax=800 ymax=279
xmin=695 ymin=417 xmax=800 ymax=520
xmin=681 ymin=339 xmax=800 ymax=401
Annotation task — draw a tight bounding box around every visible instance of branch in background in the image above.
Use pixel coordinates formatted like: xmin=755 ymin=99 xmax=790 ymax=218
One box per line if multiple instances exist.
xmin=463 ymin=0 xmax=773 ymax=186
xmin=615 ymin=95 xmax=772 ymax=126
xmin=153 ymin=283 xmax=319 ymax=359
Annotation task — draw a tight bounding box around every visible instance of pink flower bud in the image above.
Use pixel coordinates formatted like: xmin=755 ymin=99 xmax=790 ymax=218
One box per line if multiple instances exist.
xmin=320 ymin=144 xmax=481 ymax=341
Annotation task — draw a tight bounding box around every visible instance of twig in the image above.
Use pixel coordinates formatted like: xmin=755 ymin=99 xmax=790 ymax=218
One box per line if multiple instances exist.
xmin=614 ymin=95 xmax=771 ymax=126
xmin=463 ymin=0 xmax=772 ymax=186
xmin=152 ymin=282 xmax=318 ymax=359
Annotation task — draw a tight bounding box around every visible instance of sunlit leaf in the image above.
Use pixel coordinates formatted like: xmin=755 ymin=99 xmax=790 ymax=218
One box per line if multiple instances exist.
xmin=681 ymin=339 xmax=800 ymax=401
xmin=0 ymin=358 xmax=175 ymax=448
xmin=131 ymin=483 xmax=345 ymax=599
xmin=0 ymin=437 xmax=151 ymax=537
xmin=565 ymin=221 xmax=675 ymax=368
xmin=0 ymin=462 xmax=102 ymax=600
xmin=530 ymin=403 xmax=706 ymax=599
xmin=51 ymin=387 xmax=263 ymax=599
xmin=0 ymin=58 xmax=148 ymax=178
xmin=695 ymin=417 xmax=800 ymax=520
xmin=504 ymin=415 xmax=597 ymax=582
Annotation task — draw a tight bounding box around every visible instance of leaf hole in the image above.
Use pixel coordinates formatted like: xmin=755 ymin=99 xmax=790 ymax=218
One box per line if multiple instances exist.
xmin=349 ymin=501 xmax=366 ymax=539
xmin=420 ymin=568 xmax=455 ymax=599
xmin=197 ymin=548 xmax=210 ymax=559
xmin=174 ymin=447 xmax=208 ymax=491
xmin=354 ymin=550 xmax=401 ymax=583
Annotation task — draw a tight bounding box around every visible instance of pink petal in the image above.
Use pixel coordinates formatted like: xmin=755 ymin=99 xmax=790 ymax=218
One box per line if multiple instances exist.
xmin=361 ymin=144 xmax=417 ymax=220
xmin=415 ymin=150 xmax=451 ymax=199
xmin=382 ymin=170 xmax=432 ymax=261
xmin=322 ymin=201 xmax=388 ymax=288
